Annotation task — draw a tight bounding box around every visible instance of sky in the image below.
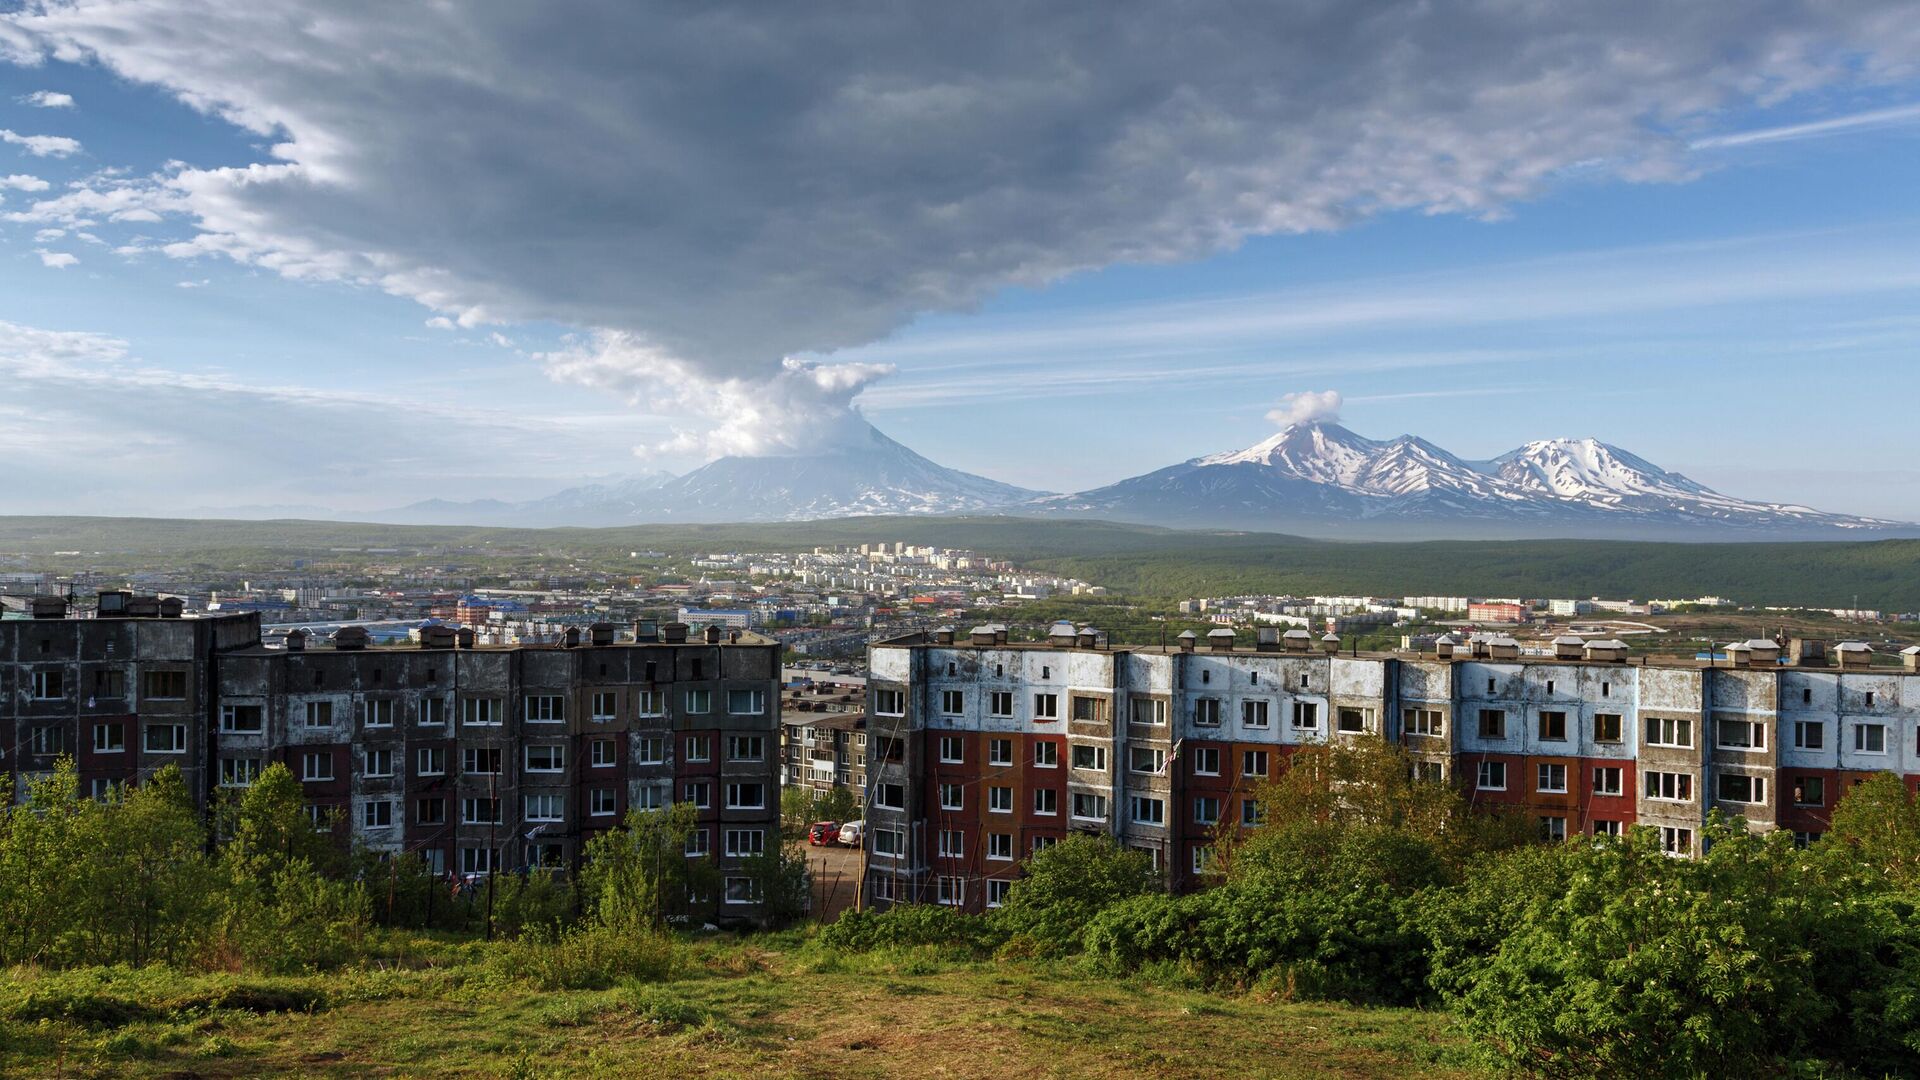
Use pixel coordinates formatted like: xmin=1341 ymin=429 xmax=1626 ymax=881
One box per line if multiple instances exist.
xmin=1 ymin=2 xmax=1919 ymax=519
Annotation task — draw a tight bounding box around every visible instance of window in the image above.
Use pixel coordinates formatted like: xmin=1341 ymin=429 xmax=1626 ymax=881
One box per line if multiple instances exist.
xmin=724 ymin=782 xmax=765 ymax=810
xmin=590 ymin=738 xmax=618 ymax=767
xmin=417 ymin=797 xmax=447 ymax=824
xmin=1476 ymin=761 xmax=1506 ymax=791
xmin=726 ymin=689 xmax=765 ymax=716
xmin=636 ymin=690 xmax=664 ymax=716
xmin=142 ymin=670 xmax=187 ymax=701
xmin=1131 ymin=698 xmax=1167 ymax=726
xmin=1854 ymin=723 xmax=1887 ymax=754
xmin=1647 ymin=717 xmax=1693 ymax=748
xmin=990 ymin=691 xmax=1014 ymax=717
xmin=1336 ymin=707 xmax=1372 ymax=734
xmin=875 ymin=783 xmax=906 ymax=810
xmin=725 ymin=828 xmax=766 ymax=857
xmin=1593 ymin=713 xmax=1623 ymax=743
xmin=365 ymin=748 xmax=393 ymax=777
xmin=1592 ymin=819 xmax=1622 ymax=837
xmin=1793 ymin=830 xmax=1821 ymax=848
xmin=462 ymin=747 xmax=502 ymax=774
xmin=940 ymin=782 xmax=965 ymax=810
xmin=635 ymin=735 xmax=665 ymax=765
xmin=1718 ymin=774 xmax=1765 ymax=804
xmin=31 ymin=669 xmax=63 ymax=699
xmin=305 ymin=700 xmax=334 ymax=728
xmin=459 ymin=698 xmax=501 ymax=726
xmin=1413 ymin=760 xmax=1445 ymax=783
xmin=1539 ymin=815 xmax=1567 ymax=841
xmin=940 ymin=690 xmax=965 ymax=715
xmin=1793 ymin=777 xmax=1825 ymax=807
xmin=1071 ymin=744 xmax=1107 ymax=771
xmin=632 ymin=786 xmax=663 ymax=812
xmin=1194 ymin=796 xmax=1220 ymax=825
xmin=92 ymin=722 xmax=125 ymax=753
xmin=1192 ymin=746 xmax=1220 ymax=776
xmin=590 ymin=788 xmax=618 ymax=817
xmin=305 ymin=804 xmax=332 ymax=831
xmin=873 ymin=828 xmax=906 ymax=858
xmin=363 ymin=800 xmax=395 ymax=829
xmin=143 ymin=723 xmax=187 ymax=754
xmin=1536 ymin=763 xmax=1567 ymax=793
xmin=685 ymin=829 xmax=711 ymax=857
xmin=1717 ymin=719 xmax=1766 ymax=751
xmin=420 ymin=697 xmax=446 ymax=727
xmin=988 ymin=738 xmax=1013 ymax=766
xmin=684 ymin=689 xmax=712 ymax=715
xmin=93 ymin=669 xmax=125 ymax=698
xmin=29 ymin=725 xmax=62 ymax=755
xmin=1033 ymin=693 xmax=1059 ymax=721
xmin=727 ymin=735 xmax=764 ymax=761
xmin=1033 ymin=788 xmax=1059 ymax=815
xmin=1031 ymin=835 xmax=1058 ymax=853
xmin=934 ymin=828 xmax=965 ymax=858
xmin=1241 ymin=798 xmax=1262 ymax=826
xmin=1131 ymin=796 xmax=1165 ymax=826
xmin=1130 ymin=747 xmax=1166 ymax=775
xmin=1071 ymin=696 xmax=1099 ymax=722
xmin=1538 ymin=711 xmax=1567 ymax=741
xmin=1192 ymin=845 xmax=1215 ymax=876
xmin=988 ymin=786 xmax=1013 ymax=813
xmin=365 ymin=699 xmax=394 ymax=728
xmin=987 ymin=832 xmax=1013 ymax=860
xmin=1033 ymin=741 xmax=1058 ymax=768
xmin=1646 ymin=771 xmax=1693 ymax=801
xmin=1072 ymin=792 xmax=1109 ymax=820
xmin=939 ymin=736 xmax=964 ymax=764
xmin=1601 ymin=681 xmax=1611 ymax=698
xmin=1592 ymin=766 xmax=1623 ymax=796
xmin=462 ymin=797 xmax=502 ymax=825
xmin=1793 ymin=721 xmax=1825 ymax=750
xmin=525 ymin=694 xmax=564 ymax=723
xmin=936 ymin=876 xmax=965 ymax=907
xmin=220 ymin=756 xmax=260 ymax=787
xmin=873 ymin=689 xmax=905 ymax=716
xmin=1865 ymin=691 xmax=1876 ymax=708
xmin=416 ymin=746 xmax=446 ymax=776
xmin=1404 ymin=708 xmax=1443 ymax=736
xmin=460 ymin=847 xmax=496 ymax=876
xmin=1660 ymin=826 xmax=1693 ymax=857
xmin=872 ymin=876 xmax=896 ymax=902
xmin=987 ymin=878 xmax=1012 ymax=907
xmin=301 ymin=752 xmax=334 ymax=782
xmin=524 ymin=744 xmax=565 ymax=773
xmin=1193 ymin=698 xmax=1221 ymax=726
xmin=1241 ymin=750 xmax=1269 ymax=778
xmin=684 ymin=735 xmax=711 ymax=762
xmin=591 ymin=691 xmax=617 ymax=722
xmin=1242 ymin=700 xmax=1270 ymax=728
xmin=220 ymin=705 xmax=264 ymax=733
xmin=1478 ymin=709 xmax=1506 ymax=739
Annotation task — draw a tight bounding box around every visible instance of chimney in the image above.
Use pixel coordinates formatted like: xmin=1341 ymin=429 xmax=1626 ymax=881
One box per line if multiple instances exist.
xmin=1048 ymin=620 xmax=1078 ymax=646
xmin=158 ymin=597 xmax=184 ymax=618
xmin=932 ymin=626 xmax=956 ymax=645
xmin=1255 ymin=626 xmax=1280 ymax=652
xmin=1283 ymin=628 xmax=1312 ymax=653
xmin=968 ymin=625 xmax=995 ymax=647
xmin=1076 ymin=626 xmax=1099 ymax=648
xmin=1177 ymin=630 xmax=1197 ymax=652
xmin=1320 ymin=632 xmax=1341 ymax=655
xmin=29 ymin=595 xmax=67 ymax=619
xmin=994 ymin=626 xmax=1008 ymax=645
xmin=456 ymin=626 xmax=476 ymax=649
xmin=1835 ymin=642 xmax=1874 ymax=670
xmin=662 ymin=622 xmax=689 ymax=644
xmin=702 ymin=624 xmax=723 ymax=644
xmin=333 ymin=625 xmax=369 ymax=651
xmin=1583 ymin=639 xmax=1628 ymax=663
xmin=284 ymin=628 xmax=309 ymax=652
xmin=1434 ymin=634 xmax=1459 ymax=660
xmin=1207 ymin=627 xmax=1236 ymax=651
xmin=126 ymin=595 xmax=160 ymax=618
xmin=1726 ymin=642 xmax=1751 ymax=668
xmin=634 ymin=619 xmax=660 ymax=643
xmin=420 ymin=624 xmax=456 ymax=649
xmin=562 ymin=626 xmax=582 ymax=648
xmin=96 ymin=590 xmax=130 ymax=617
xmin=1552 ymin=635 xmax=1584 ymax=660
xmin=1903 ymin=646 xmax=1920 ymax=673
xmin=589 ymin=622 xmax=616 ymax=646
xmin=1789 ymin=638 xmax=1830 ymax=667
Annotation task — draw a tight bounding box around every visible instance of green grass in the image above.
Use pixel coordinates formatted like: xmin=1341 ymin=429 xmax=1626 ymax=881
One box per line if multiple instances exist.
xmin=0 ymin=931 xmax=1481 ymax=1078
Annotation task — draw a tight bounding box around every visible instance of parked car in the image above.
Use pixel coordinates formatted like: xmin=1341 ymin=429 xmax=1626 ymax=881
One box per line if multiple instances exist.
xmin=837 ymin=820 xmax=864 ymax=847
xmin=807 ymin=820 xmax=840 ymax=845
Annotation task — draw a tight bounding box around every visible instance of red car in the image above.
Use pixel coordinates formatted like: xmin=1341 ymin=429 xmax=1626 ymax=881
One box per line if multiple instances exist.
xmin=807 ymin=821 xmax=840 ymax=846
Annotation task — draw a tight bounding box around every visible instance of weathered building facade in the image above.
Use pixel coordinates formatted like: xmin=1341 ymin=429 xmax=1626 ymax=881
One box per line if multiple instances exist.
xmin=864 ymin=625 xmax=1920 ymax=912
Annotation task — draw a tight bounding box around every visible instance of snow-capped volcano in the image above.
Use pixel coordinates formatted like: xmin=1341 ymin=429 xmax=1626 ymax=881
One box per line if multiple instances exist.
xmin=1041 ymin=422 xmax=1908 ymax=539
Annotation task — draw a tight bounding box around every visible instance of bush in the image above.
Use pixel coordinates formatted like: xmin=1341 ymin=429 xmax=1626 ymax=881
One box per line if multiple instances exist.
xmin=816 ymin=904 xmax=1003 ymax=956
xmin=484 ymin=924 xmax=679 ymax=990
xmin=990 ymin=834 xmax=1160 ymax=956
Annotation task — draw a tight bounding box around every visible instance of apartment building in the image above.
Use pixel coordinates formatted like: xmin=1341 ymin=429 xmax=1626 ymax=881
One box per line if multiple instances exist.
xmin=863 ymin=624 xmax=1920 ymax=912
xmin=2 ymin=600 xmax=783 ymax=920
xmin=0 ymin=594 xmax=261 ymax=805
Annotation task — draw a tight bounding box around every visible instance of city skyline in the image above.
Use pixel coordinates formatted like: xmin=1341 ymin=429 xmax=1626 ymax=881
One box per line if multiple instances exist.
xmin=2 ymin=5 xmax=1920 ymax=519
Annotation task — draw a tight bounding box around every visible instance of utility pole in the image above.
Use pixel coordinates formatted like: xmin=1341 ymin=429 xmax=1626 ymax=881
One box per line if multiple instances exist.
xmin=485 ymin=770 xmax=497 ymax=941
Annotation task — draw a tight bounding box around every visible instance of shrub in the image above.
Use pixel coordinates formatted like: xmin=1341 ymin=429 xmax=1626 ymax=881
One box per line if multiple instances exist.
xmin=816 ymin=904 xmax=1003 ymax=956
xmin=990 ymin=834 xmax=1160 ymax=956
xmin=484 ymin=924 xmax=678 ymax=990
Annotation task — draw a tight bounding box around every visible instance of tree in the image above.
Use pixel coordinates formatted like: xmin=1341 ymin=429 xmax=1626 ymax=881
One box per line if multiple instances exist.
xmin=75 ymin=765 xmax=215 ymax=966
xmin=1824 ymin=771 xmax=1920 ymax=888
xmin=992 ymin=833 xmax=1160 ymax=954
xmin=580 ymin=803 xmax=717 ymax=930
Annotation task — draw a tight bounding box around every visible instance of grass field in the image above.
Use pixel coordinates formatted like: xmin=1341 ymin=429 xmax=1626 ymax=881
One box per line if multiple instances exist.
xmin=0 ymin=932 xmax=1478 ymax=1078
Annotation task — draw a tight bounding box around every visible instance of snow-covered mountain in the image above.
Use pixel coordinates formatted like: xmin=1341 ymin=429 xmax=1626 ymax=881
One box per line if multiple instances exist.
xmin=1041 ymin=422 xmax=1911 ymax=539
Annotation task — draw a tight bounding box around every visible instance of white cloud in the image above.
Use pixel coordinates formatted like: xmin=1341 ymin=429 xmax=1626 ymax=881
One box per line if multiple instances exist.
xmin=487 ymin=331 xmax=513 ymax=348
xmin=1265 ymin=390 xmax=1343 ymax=428
xmin=424 ymin=316 xmax=455 ymax=330
xmin=32 ymin=227 xmax=63 ymax=241
xmin=4 ymin=4 xmax=1919 ymax=454
xmin=35 ymin=248 xmax=78 ymax=268
xmin=1 ymin=173 xmax=49 ymax=191
xmin=175 ymin=278 xmax=209 ymax=288
xmin=1693 ymin=101 xmax=1920 ymax=149
xmin=0 ymin=128 xmax=81 ymax=157
xmin=23 ymin=90 xmax=75 ymax=108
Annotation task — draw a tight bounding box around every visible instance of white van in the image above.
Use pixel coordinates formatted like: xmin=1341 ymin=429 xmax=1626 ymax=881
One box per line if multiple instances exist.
xmin=837 ymin=820 xmax=864 ymax=846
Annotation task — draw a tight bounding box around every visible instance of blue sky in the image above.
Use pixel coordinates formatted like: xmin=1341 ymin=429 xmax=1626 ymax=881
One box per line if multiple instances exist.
xmin=2 ymin=4 xmax=1919 ymax=519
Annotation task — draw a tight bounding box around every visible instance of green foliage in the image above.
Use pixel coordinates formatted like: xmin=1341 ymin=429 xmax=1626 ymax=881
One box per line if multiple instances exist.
xmin=990 ymin=834 xmax=1160 ymax=956
xmin=580 ymin=803 xmax=719 ymax=931
xmin=816 ymin=904 xmax=1004 ymax=957
xmin=482 ymin=924 xmax=679 ymax=990
xmin=1824 ymin=770 xmax=1920 ymax=889
xmin=484 ymin=871 xmax=575 ymax=938
xmin=741 ymin=837 xmax=811 ymax=928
